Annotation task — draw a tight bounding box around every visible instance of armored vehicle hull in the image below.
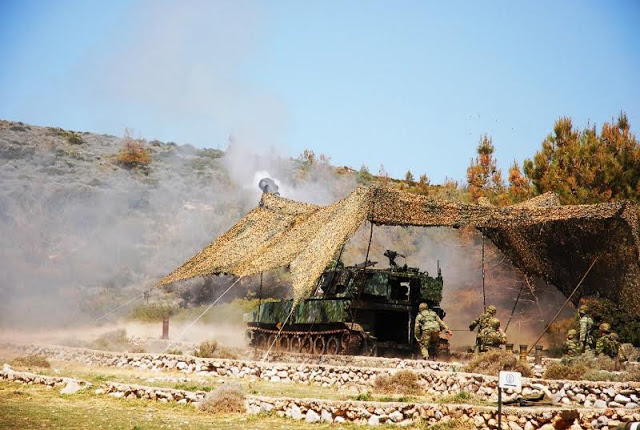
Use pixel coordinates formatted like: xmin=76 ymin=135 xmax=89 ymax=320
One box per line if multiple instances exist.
xmin=244 ymin=254 xmax=448 ymax=358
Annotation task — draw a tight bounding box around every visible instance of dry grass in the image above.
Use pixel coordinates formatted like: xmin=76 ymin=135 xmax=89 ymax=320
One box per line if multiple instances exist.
xmin=9 ymin=355 xmax=50 ymax=369
xmin=373 ymin=370 xmax=422 ymax=395
xmin=198 ymin=382 xmax=246 ymax=414
xmin=0 ymin=380 xmax=355 ymax=429
xmin=543 ymin=363 xmax=588 ymax=380
xmin=462 ymin=349 xmax=533 ymax=377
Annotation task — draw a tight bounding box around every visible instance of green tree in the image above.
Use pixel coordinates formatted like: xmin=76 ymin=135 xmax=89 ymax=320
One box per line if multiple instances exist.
xmin=405 ymin=170 xmax=415 ymax=184
xmin=523 ymin=113 xmax=640 ymax=204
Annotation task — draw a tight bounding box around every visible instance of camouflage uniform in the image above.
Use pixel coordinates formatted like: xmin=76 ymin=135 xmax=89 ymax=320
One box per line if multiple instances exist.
xmin=479 ymin=317 xmax=506 ymax=351
xmin=595 ymin=323 xmax=620 ymax=358
xmin=578 ymin=305 xmax=594 ymax=352
xmin=562 ymin=329 xmax=581 ymax=357
xmin=469 ymin=305 xmax=497 ymax=352
xmin=415 ymin=302 xmax=448 ymax=359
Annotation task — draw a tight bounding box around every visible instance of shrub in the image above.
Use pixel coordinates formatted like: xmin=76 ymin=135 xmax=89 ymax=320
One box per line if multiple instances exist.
xmin=166 ymin=349 xmax=183 ymax=355
xmin=91 ymin=329 xmax=130 ymax=351
xmin=116 ymin=132 xmax=151 ymax=168
xmin=543 ymin=363 xmax=587 ymax=380
xmin=9 ymin=355 xmax=50 ymax=368
xmin=373 ymin=370 xmax=422 ymax=395
xmin=192 ymin=340 xmax=238 ymax=360
xmin=66 ymin=132 xmax=84 ymax=145
xmin=352 ymin=392 xmax=372 ymax=401
xmin=463 ymin=349 xmax=533 ymax=377
xmin=198 ymin=383 xmax=245 ymax=414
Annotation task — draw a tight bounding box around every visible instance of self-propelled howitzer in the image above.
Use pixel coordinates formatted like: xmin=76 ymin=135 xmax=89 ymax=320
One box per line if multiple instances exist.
xmin=243 ymin=251 xmax=447 ymax=358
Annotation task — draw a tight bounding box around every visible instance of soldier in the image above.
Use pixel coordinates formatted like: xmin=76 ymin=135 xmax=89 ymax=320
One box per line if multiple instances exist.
xmin=415 ymin=302 xmax=450 ymax=360
xmin=595 ymin=323 xmax=620 ymax=358
xmin=469 ymin=305 xmax=497 ymax=352
xmin=562 ymin=329 xmax=581 ymax=357
xmin=479 ymin=317 xmax=507 ymax=351
xmin=578 ymin=305 xmax=594 ymax=353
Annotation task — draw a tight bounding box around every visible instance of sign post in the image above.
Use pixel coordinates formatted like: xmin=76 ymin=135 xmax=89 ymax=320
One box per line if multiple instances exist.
xmin=498 ymin=371 xmax=522 ymax=429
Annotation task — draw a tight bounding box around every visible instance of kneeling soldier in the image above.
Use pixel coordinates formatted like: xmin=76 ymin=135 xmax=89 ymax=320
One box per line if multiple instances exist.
xmin=563 ymin=329 xmax=581 ymax=357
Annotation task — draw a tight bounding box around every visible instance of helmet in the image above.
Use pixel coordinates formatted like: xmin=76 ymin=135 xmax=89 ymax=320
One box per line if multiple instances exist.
xmin=419 ymin=303 xmax=428 ymax=311
xmin=599 ymin=322 xmax=610 ymax=332
xmin=487 ymin=305 xmax=497 ymax=315
xmin=610 ymin=332 xmax=619 ymax=340
xmin=490 ymin=317 xmax=501 ymax=329
xmin=567 ymin=329 xmax=577 ymax=338
xmin=578 ymin=305 xmax=588 ymax=315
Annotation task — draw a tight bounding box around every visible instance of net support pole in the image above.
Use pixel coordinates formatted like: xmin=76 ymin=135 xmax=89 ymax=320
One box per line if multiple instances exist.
xmin=481 ymin=228 xmax=486 ymax=311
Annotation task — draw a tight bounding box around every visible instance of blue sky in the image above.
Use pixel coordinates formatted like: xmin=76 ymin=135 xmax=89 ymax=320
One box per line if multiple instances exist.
xmin=1 ymin=0 xmax=639 ymax=183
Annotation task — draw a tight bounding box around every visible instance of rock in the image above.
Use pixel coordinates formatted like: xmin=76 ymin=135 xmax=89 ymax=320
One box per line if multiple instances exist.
xmin=608 ymin=402 xmax=624 ymax=408
xmin=508 ymin=422 xmax=523 ymax=430
xmin=389 ymin=411 xmax=403 ymax=422
xmin=94 ymin=388 xmax=105 ymax=395
xmin=397 ymin=419 xmax=413 ymax=427
xmin=60 ymin=380 xmax=82 ymax=395
xmin=539 ymin=425 xmax=555 ymax=430
xmin=260 ymin=403 xmax=274 ymax=413
xmin=615 ymin=394 xmax=632 ymax=404
xmin=335 ymin=416 xmax=345 ymax=423
xmin=524 ymin=422 xmax=535 ymax=430
xmin=305 ymin=410 xmax=320 ymax=423
xmin=109 ymin=392 xmax=124 ymax=398
xmin=290 ymin=404 xmax=303 ymax=420
xmin=594 ymin=400 xmax=608 ymax=409
xmin=247 ymin=404 xmax=260 ymax=415
xmin=368 ymin=415 xmax=380 ymax=426
xmin=321 ymin=409 xmax=333 ymax=423
xmin=473 ymin=415 xmax=485 ymax=427
xmin=625 ymin=402 xmax=639 ymax=409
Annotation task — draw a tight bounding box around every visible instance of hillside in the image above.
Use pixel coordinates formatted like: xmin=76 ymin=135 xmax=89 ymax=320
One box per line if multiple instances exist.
xmin=0 ymin=120 xmax=361 ymax=327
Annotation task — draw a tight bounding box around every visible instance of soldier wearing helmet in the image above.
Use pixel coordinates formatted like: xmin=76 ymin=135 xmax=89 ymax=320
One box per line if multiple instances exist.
xmin=478 ymin=317 xmax=507 ymax=351
xmin=595 ymin=322 xmax=620 ymax=358
xmin=577 ymin=305 xmax=594 ymax=353
xmin=414 ymin=302 xmax=450 ymax=360
xmin=563 ymin=329 xmax=581 ymax=357
xmin=469 ymin=305 xmax=498 ymax=353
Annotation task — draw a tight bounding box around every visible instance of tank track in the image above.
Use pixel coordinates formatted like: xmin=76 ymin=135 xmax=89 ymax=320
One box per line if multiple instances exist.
xmin=247 ymin=326 xmax=377 ymax=356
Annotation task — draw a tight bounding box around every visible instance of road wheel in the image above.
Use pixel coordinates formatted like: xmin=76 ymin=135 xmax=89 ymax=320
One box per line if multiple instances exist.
xmin=267 ymin=334 xmax=277 ymax=351
xmin=300 ymin=335 xmax=313 ymax=354
xmin=325 ymin=336 xmax=340 ymax=355
xmin=313 ymin=335 xmax=326 ymax=355
xmin=278 ymin=335 xmax=291 ymax=352
xmin=290 ymin=335 xmax=302 ymax=352
xmin=256 ymin=333 xmax=268 ymax=350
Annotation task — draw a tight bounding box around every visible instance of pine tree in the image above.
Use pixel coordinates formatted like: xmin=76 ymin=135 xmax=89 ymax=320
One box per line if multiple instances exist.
xmin=523 ymin=113 xmax=640 ymax=204
xmin=466 ymin=134 xmax=507 ymax=204
xmin=508 ymin=161 xmax=531 ymax=202
xmin=405 ymin=170 xmax=415 ymax=184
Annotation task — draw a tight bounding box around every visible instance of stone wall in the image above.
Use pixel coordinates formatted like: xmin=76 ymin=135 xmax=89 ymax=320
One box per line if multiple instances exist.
xmin=6 ymin=343 xmax=640 ymax=410
xmin=2 ymin=365 xmax=640 ymax=429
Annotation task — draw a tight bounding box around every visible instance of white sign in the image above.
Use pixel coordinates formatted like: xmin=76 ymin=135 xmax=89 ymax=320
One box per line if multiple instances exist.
xmin=498 ymin=371 xmax=522 ymax=390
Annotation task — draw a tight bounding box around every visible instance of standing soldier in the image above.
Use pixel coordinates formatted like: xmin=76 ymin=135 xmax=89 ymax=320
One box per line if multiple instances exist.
xmin=562 ymin=329 xmax=581 ymax=357
xmin=595 ymin=323 xmax=620 ymax=359
xmin=469 ymin=305 xmax=497 ymax=352
xmin=578 ymin=305 xmax=594 ymax=353
xmin=479 ymin=317 xmax=507 ymax=351
xmin=415 ymin=302 xmax=450 ymax=360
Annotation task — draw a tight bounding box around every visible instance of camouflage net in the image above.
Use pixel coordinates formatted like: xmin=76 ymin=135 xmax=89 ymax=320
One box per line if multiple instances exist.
xmin=158 ymin=186 xmax=640 ymax=315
